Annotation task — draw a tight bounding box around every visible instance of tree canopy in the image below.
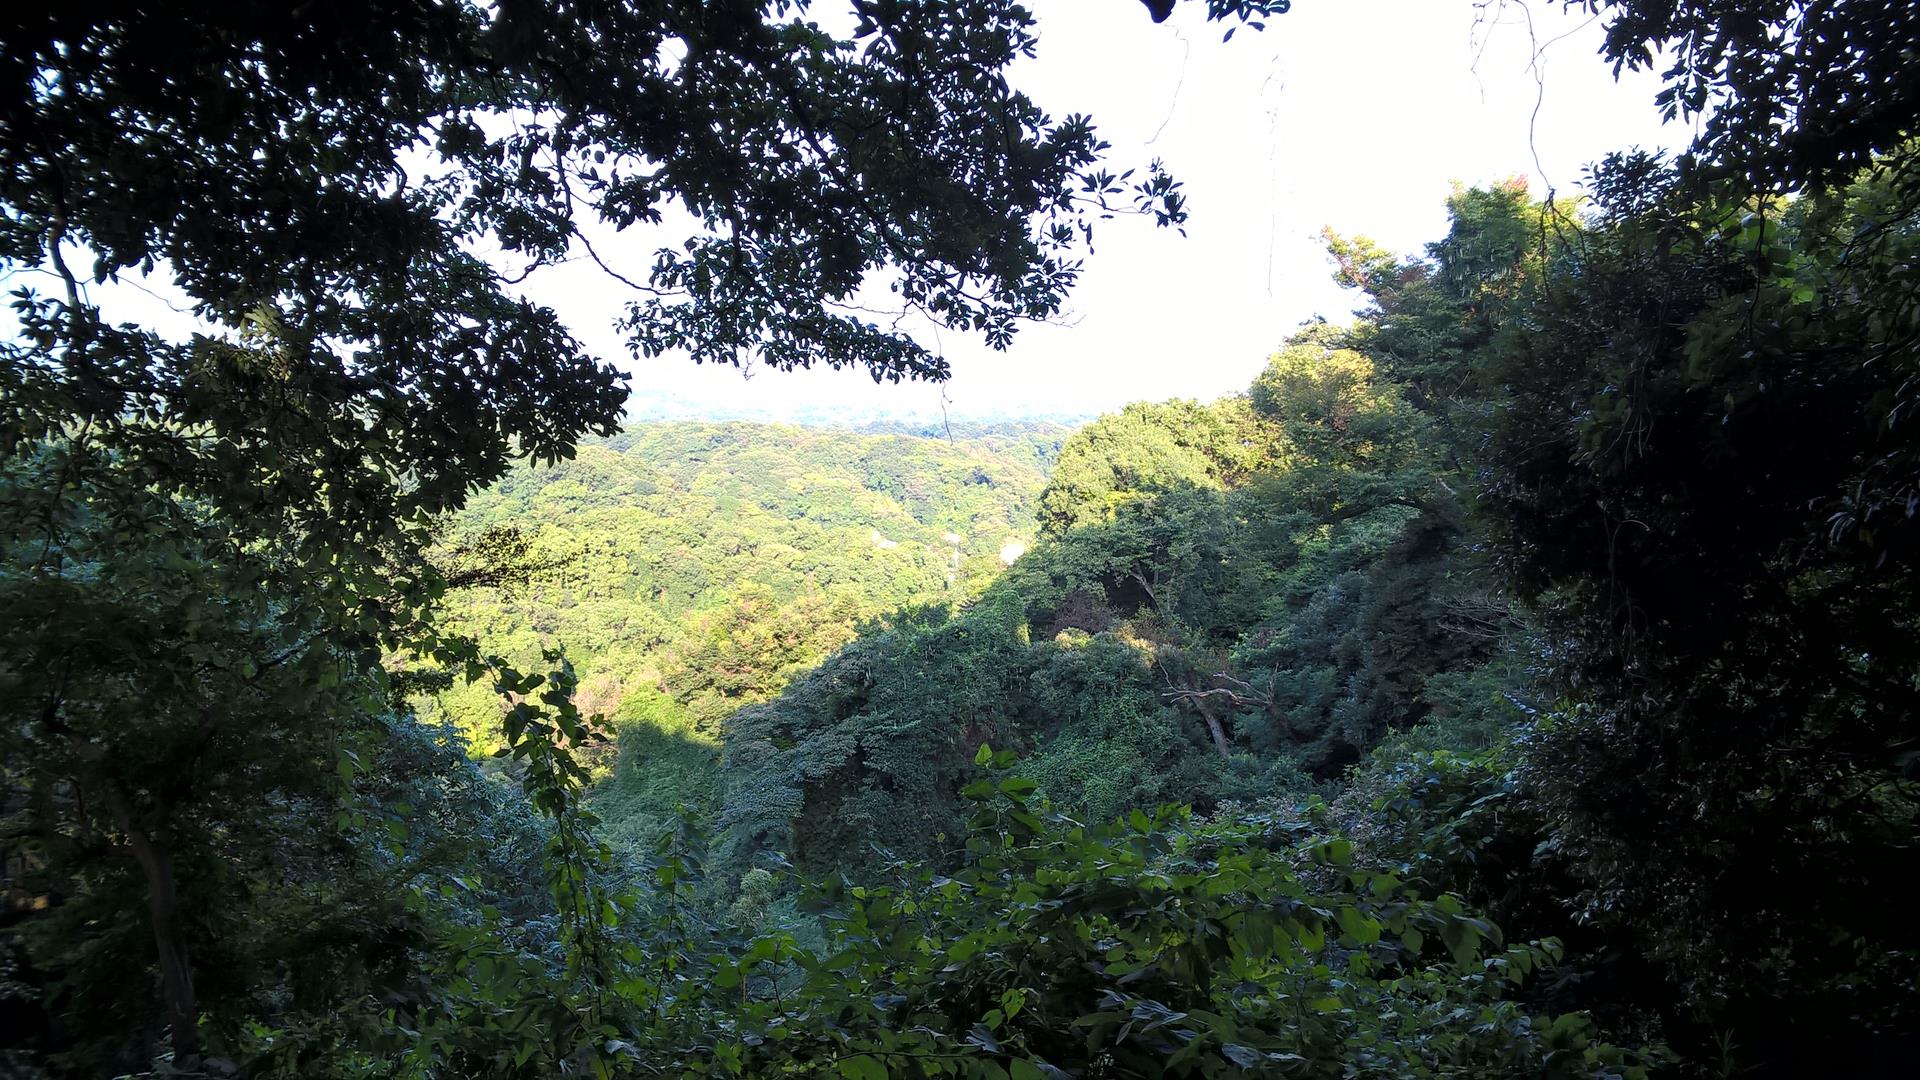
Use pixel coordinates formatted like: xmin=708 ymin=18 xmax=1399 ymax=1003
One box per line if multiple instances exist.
xmin=6 ymin=0 xmax=1920 ymax=1076
xmin=1 ymin=4 xmax=1192 ymax=1062
xmin=1577 ymin=0 xmax=1920 ymax=194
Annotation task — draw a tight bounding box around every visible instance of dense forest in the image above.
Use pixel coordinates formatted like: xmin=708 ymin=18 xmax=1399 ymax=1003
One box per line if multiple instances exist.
xmin=4 ymin=1 xmax=1918 ymax=1078
xmin=424 ymin=421 xmax=1056 ymax=844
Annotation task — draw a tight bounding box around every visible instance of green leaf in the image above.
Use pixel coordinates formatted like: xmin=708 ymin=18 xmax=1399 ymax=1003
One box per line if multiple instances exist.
xmin=838 ymin=1055 xmax=889 ymax=1080
xmin=961 ymin=779 xmax=997 ymax=802
xmin=1335 ymin=905 xmax=1379 ymax=944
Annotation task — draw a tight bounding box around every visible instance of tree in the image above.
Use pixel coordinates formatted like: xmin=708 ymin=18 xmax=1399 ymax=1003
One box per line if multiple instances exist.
xmin=1479 ymin=155 xmax=1920 ymax=1067
xmin=691 ymin=755 xmax=1653 ymax=1080
xmin=0 ymin=442 xmax=441 ymax=1068
xmin=3 ymin=1 xmax=1194 ymax=400
xmin=1035 ymin=398 xmax=1274 ymax=539
xmin=1325 ymin=179 xmax=1566 ymax=424
xmin=0 ymin=1 xmax=1224 ymax=1065
xmin=1572 ymin=0 xmax=1920 ymax=196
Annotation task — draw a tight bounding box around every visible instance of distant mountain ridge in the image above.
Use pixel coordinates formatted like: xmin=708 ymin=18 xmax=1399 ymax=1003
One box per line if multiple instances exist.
xmin=620 ymin=387 xmax=1095 ymax=434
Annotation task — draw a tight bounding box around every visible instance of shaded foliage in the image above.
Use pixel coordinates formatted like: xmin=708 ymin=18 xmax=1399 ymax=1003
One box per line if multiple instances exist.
xmin=1578 ymin=0 xmax=1920 ymax=195
xmin=1476 ymin=154 xmax=1920 ymax=1067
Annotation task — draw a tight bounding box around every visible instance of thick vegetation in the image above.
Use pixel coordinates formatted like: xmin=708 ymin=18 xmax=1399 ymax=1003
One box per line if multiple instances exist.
xmin=425 ymin=421 xmax=1056 ymax=845
xmin=5 ymin=1 xmax=1918 ymax=1078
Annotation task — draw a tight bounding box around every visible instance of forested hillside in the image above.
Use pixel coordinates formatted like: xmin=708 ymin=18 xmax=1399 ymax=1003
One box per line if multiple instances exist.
xmin=706 ymin=189 xmax=1559 ymax=877
xmin=423 ymin=422 xmax=1057 ymax=844
xmin=5 ymin=2 xmax=1918 ymax=1078
xmin=707 ymin=163 xmax=1920 ymax=1073
xmin=717 ymin=344 xmax=1476 ymax=873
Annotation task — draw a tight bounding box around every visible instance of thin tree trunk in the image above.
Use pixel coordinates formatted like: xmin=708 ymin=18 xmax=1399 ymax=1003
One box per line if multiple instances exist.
xmin=1129 ymin=568 xmax=1168 ymax=617
xmin=1197 ymin=704 xmax=1232 ymax=760
xmin=109 ymin=788 xmax=198 ymax=1058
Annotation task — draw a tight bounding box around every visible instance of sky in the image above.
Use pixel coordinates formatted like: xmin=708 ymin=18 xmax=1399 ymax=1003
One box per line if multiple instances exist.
xmin=77 ymin=0 xmax=1691 ymax=424
xmin=532 ymin=0 xmax=1689 ymax=421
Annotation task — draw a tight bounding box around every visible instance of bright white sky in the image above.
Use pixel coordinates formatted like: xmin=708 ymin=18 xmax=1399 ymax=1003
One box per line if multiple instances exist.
xmin=540 ymin=0 xmax=1688 ymax=420
xmin=82 ymin=0 xmax=1690 ymax=423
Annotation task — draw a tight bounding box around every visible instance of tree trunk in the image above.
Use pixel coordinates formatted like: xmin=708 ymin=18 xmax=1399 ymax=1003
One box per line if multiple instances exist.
xmin=1129 ymin=568 xmax=1169 ymax=618
xmin=110 ymin=789 xmax=198 ymax=1059
xmin=1197 ymin=704 xmax=1232 ymax=760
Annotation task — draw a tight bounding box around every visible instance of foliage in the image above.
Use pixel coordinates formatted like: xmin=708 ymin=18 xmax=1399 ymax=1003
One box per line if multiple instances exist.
xmin=238 ymin=750 xmax=1653 ymax=1080
xmin=589 ymin=688 xmax=724 ymax=853
xmin=1474 ymin=155 xmax=1920 ymax=1065
xmin=719 ymin=215 xmax=1531 ymax=875
xmin=1035 ymin=398 xmax=1272 ymax=538
xmin=1324 ymin=178 xmax=1565 ymax=422
xmin=0 ymin=436 xmax=559 ymax=1074
xmin=719 ymin=593 xmax=1037 ymax=875
xmin=2 ymin=2 xmax=1199 ymax=389
xmin=686 ymin=752 xmax=1650 ymax=1080
xmin=0 ymin=431 xmax=399 ymax=1068
xmin=703 ymin=151 xmax=1920 ymax=1074
xmin=421 ymin=421 xmax=1054 ymax=753
xmin=9 ymin=1 xmax=1920 ymax=1074
xmin=7 ymin=0 xmax=1146 ymax=1064
xmin=1577 ymin=0 xmax=1920 ymax=195
xmin=1018 ymin=635 xmax=1226 ymax=824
